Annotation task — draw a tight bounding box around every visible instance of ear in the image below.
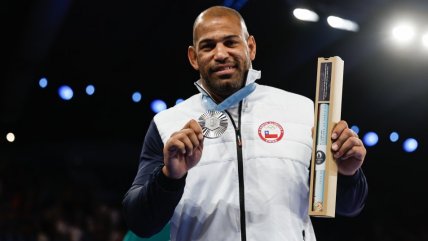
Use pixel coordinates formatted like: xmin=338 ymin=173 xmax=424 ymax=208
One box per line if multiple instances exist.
xmin=188 ymin=46 xmax=199 ymax=70
xmin=247 ymin=35 xmax=256 ymax=61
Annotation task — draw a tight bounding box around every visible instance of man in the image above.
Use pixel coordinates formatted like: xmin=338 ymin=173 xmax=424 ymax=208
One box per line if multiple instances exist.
xmin=123 ymin=5 xmax=367 ymax=241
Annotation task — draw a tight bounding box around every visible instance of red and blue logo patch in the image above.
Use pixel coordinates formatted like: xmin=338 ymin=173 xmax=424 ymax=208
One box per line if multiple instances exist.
xmin=258 ymin=121 xmax=284 ymax=143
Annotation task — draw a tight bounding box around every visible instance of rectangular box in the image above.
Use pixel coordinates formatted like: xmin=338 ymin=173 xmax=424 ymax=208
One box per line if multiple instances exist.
xmin=308 ymin=56 xmax=344 ymax=217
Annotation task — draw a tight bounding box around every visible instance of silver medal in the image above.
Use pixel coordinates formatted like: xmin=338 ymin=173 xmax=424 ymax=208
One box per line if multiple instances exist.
xmin=198 ymin=110 xmax=228 ymax=138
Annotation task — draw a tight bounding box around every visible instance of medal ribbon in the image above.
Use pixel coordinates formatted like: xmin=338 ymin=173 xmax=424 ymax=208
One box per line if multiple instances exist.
xmin=194 ymin=69 xmax=261 ymax=111
xmin=194 ymin=82 xmax=255 ymax=111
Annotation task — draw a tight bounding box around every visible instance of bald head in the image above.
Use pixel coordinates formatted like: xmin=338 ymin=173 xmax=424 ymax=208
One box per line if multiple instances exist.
xmin=192 ymin=6 xmax=249 ymax=45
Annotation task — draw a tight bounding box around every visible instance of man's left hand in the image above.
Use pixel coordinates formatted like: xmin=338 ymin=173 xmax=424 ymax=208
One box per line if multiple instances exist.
xmin=331 ymin=120 xmax=366 ymax=176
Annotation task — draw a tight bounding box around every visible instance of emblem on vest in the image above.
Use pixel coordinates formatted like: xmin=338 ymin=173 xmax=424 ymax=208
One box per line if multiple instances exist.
xmin=258 ymin=121 xmax=284 ymax=143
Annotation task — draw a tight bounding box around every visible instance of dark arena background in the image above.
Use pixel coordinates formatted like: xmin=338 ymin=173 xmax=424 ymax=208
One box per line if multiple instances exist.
xmin=1 ymin=0 xmax=428 ymax=240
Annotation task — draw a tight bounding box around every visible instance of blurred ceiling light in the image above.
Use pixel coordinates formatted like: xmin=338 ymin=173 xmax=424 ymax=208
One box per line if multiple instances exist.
xmin=389 ymin=132 xmax=399 ymax=142
xmin=422 ymin=33 xmax=428 ymax=48
xmin=293 ymin=8 xmax=319 ymax=22
xmin=363 ymin=131 xmax=378 ymax=147
xmin=327 ymin=16 xmax=359 ymax=32
xmin=132 ymin=92 xmax=142 ymax=103
xmin=175 ymin=98 xmax=184 ymax=105
xmin=403 ymin=138 xmax=418 ymax=153
xmin=350 ymin=125 xmax=360 ymax=135
xmin=86 ymin=85 xmax=95 ymax=95
xmin=6 ymin=132 xmax=15 ymax=142
xmin=58 ymin=85 xmax=73 ymax=100
xmin=39 ymin=77 xmax=48 ymax=88
xmin=151 ymin=99 xmax=167 ymax=113
xmin=392 ymin=24 xmax=415 ymax=43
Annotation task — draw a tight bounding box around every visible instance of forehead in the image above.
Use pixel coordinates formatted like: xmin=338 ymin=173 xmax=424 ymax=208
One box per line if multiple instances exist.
xmin=194 ymin=15 xmax=243 ymax=43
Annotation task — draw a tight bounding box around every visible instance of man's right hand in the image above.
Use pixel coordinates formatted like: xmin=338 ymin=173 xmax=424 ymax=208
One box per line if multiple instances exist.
xmin=162 ymin=119 xmax=204 ymax=179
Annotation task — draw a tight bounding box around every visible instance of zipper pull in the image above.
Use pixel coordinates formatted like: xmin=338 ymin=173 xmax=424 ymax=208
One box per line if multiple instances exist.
xmin=236 ymin=129 xmax=242 ymax=147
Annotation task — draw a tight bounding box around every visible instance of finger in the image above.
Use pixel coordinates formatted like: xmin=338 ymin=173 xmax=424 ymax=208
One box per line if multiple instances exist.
xmin=183 ymin=122 xmax=204 ymax=153
xmin=167 ymin=120 xmax=204 ymax=156
xmin=331 ymin=127 xmax=355 ymax=152
xmin=187 ymin=119 xmax=204 ymax=141
xmin=166 ymin=136 xmax=187 ymax=155
xmin=176 ymin=131 xmax=199 ymax=156
xmin=331 ymin=120 xmax=348 ymax=140
xmin=183 ymin=119 xmax=204 ymax=140
xmin=333 ymin=136 xmax=363 ymax=159
xmin=340 ymin=145 xmax=366 ymax=161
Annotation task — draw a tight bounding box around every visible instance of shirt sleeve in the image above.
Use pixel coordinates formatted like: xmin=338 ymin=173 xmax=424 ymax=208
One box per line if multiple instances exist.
xmin=122 ymin=119 xmax=186 ymax=238
xmin=335 ymin=168 xmax=368 ymax=217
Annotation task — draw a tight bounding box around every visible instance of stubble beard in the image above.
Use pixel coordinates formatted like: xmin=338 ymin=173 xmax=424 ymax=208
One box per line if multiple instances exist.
xmin=202 ymin=62 xmax=250 ymax=100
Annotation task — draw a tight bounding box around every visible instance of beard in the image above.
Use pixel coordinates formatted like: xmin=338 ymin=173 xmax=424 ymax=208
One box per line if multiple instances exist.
xmin=201 ymin=61 xmax=250 ymax=99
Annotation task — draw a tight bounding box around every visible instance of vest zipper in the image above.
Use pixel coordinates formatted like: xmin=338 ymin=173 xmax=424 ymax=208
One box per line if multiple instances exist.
xmin=225 ymin=101 xmax=246 ymax=241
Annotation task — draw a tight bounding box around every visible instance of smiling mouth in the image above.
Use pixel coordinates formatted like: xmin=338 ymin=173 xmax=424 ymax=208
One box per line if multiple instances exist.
xmin=212 ymin=66 xmax=236 ymax=76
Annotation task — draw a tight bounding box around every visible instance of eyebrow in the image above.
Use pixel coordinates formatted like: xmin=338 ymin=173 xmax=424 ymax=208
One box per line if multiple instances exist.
xmin=198 ymin=34 xmax=241 ymax=47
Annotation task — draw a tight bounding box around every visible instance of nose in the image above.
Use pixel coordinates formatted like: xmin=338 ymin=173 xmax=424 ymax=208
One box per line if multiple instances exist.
xmin=213 ymin=44 xmax=228 ymax=62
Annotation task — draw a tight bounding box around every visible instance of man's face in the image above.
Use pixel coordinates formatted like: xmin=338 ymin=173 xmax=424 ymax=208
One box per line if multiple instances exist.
xmin=188 ymin=15 xmax=256 ymax=100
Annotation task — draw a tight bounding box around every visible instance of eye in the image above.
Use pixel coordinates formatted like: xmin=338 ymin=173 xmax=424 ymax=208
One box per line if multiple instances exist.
xmin=224 ymin=40 xmax=238 ymax=47
xmin=200 ymin=42 xmax=215 ymax=51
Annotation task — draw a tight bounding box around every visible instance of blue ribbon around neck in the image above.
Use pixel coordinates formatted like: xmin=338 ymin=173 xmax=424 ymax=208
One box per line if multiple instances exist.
xmin=194 ymin=82 xmax=256 ymax=112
